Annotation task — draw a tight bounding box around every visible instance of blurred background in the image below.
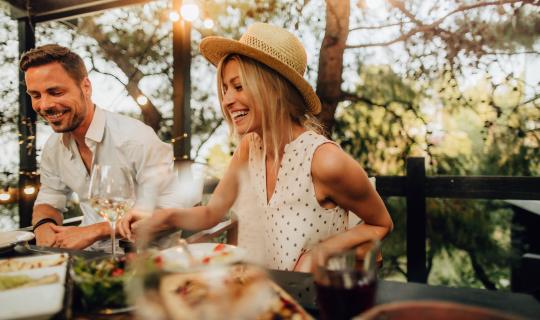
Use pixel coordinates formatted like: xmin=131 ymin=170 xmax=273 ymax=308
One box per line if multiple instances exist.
xmin=0 ymin=0 xmax=539 ymax=291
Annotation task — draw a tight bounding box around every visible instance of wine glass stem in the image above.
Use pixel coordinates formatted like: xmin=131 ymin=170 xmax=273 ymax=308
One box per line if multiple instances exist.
xmin=111 ymin=221 xmax=116 ymax=258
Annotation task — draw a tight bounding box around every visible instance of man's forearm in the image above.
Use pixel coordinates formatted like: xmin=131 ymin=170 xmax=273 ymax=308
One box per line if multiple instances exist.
xmin=32 ymin=204 xmax=63 ymax=226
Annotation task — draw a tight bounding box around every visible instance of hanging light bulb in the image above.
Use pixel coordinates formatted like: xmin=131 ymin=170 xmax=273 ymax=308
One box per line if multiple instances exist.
xmin=0 ymin=189 xmax=10 ymax=201
xmin=136 ymin=95 xmax=148 ymax=105
xmin=203 ymin=18 xmax=214 ymax=29
xmin=169 ymin=11 xmax=180 ymax=22
xmin=23 ymin=185 xmax=36 ymax=195
xmin=181 ymin=3 xmax=200 ymax=21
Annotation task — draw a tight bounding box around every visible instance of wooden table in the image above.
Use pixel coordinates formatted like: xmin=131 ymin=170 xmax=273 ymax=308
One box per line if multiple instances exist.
xmin=269 ymin=270 xmax=540 ymax=319
xmin=4 ymin=245 xmax=540 ymax=319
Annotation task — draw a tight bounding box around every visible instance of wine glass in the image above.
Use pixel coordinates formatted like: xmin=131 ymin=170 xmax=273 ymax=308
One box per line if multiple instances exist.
xmin=89 ymin=165 xmax=136 ymax=258
xmin=174 ymin=160 xmax=207 ymax=206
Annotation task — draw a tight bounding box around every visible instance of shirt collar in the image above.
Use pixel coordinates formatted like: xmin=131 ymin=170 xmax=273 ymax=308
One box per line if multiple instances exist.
xmin=61 ymin=105 xmax=106 ymax=148
xmin=85 ymin=106 xmax=106 ymax=144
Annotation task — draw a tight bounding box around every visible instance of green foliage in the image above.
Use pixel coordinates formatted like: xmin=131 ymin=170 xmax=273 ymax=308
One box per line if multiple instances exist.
xmin=335 ymin=0 xmax=539 ymax=289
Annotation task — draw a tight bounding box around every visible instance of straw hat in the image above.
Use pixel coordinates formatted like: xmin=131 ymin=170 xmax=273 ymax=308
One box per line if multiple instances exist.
xmin=199 ymin=23 xmax=321 ymax=115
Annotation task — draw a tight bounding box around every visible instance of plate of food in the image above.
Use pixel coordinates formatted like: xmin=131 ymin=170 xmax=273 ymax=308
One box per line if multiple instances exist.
xmin=0 ymin=253 xmax=68 ymax=320
xmin=159 ymin=243 xmax=246 ymax=271
xmin=0 ymin=231 xmax=35 ymax=254
xmin=159 ymin=264 xmax=312 ymax=320
xmin=71 ymin=255 xmax=134 ymax=313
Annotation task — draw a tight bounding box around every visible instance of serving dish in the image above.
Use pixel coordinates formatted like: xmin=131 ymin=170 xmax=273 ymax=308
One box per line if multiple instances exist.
xmin=159 ymin=243 xmax=247 ymax=271
xmin=0 ymin=253 xmax=68 ymax=320
xmin=159 ymin=264 xmax=312 ymax=320
xmin=0 ymin=231 xmax=35 ymax=255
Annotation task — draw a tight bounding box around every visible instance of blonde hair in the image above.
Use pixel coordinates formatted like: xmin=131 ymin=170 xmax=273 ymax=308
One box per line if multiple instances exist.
xmin=216 ymin=55 xmax=323 ymax=166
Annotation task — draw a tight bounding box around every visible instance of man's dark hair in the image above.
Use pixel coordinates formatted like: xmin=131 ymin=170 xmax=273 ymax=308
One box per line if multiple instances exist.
xmin=19 ymin=44 xmax=88 ymax=84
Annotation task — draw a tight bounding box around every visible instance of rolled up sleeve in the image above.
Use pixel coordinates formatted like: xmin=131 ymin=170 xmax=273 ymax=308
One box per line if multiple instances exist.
xmin=34 ymin=148 xmax=70 ymax=212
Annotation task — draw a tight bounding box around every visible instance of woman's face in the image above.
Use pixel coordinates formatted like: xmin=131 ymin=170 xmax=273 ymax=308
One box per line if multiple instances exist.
xmin=221 ymin=59 xmax=261 ymax=135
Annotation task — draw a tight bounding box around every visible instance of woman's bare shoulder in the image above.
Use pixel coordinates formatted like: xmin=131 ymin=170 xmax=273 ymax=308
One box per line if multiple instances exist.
xmin=311 ymin=142 xmax=362 ymax=183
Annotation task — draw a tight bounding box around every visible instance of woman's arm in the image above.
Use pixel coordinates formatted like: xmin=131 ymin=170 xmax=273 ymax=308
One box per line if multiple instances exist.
xmin=310 ymin=143 xmax=393 ymax=254
xmin=294 ymin=143 xmax=393 ymax=272
xmin=118 ymin=135 xmax=251 ymax=239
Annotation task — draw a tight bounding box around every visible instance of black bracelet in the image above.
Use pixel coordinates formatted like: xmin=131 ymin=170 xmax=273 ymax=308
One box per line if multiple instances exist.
xmin=32 ymin=218 xmax=58 ymax=232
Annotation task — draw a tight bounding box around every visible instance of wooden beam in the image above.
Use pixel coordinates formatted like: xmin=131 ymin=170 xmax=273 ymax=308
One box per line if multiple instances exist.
xmin=425 ymin=176 xmax=540 ymax=200
xmin=172 ymin=0 xmax=192 ymax=161
xmin=3 ymin=0 xmax=156 ymax=22
xmin=17 ymin=18 xmax=36 ymax=228
xmin=406 ymin=157 xmax=428 ymax=283
xmin=376 ymin=176 xmax=540 ymax=200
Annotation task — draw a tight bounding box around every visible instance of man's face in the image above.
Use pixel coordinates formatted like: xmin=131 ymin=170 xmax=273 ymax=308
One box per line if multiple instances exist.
xmin=25 ymin=62 xmax=91 ymax=133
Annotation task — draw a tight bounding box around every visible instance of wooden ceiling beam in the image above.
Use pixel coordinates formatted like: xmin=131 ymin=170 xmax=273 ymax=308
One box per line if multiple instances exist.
xmin=2 ymin=0 xmax=155 ymax=22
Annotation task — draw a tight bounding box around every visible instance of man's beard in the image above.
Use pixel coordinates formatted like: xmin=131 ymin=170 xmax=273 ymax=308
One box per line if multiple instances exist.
xmin=48 ymin=92 xmax=87 ymax=133
xmin=51 ymin=112 xmax=84 ymax=133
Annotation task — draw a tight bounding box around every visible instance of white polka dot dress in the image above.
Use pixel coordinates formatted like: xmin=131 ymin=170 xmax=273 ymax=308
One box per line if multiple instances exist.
xmin=246 ymin=131 xmax=348 ymax=271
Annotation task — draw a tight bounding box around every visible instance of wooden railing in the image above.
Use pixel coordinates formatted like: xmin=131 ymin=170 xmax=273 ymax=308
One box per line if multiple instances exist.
xmin=19 ymin=157 xmax=540 ymax=284
xmin=375 ymin=157 xmax=540 ymax=283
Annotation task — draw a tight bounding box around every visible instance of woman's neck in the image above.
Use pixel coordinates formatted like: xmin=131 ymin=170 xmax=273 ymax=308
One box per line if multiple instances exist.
xmin=263 ymin=124 xmax=306 ymax=160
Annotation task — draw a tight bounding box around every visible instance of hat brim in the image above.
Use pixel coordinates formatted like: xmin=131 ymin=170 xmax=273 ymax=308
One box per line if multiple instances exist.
xmin=199 ymin=36 xmax=321 ymax=115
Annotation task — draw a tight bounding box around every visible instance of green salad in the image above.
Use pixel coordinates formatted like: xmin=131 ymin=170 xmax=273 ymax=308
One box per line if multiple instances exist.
xmin=71 ymin=256 xmax=132 ymax=310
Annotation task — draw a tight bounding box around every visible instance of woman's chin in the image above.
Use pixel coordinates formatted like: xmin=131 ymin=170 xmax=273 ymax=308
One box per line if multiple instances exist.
xmin=234 ymin=124 xmax=254 ymax=136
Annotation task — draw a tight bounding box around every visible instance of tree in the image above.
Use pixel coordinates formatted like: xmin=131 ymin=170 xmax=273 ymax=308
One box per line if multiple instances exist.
xmin=1 ymin=0 xmax=539 ymax=289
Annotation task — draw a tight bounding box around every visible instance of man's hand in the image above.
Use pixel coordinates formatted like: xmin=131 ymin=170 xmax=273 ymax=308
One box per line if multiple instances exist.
xmin=49 ymin=224 xmax=104 ymax=249
xmin=34 ymin=223 xmax=57 ymax=247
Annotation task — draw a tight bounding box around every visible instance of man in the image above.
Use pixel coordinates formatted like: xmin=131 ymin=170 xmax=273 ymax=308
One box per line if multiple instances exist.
xmin=20 ymin=44 xmax=187 ymax=250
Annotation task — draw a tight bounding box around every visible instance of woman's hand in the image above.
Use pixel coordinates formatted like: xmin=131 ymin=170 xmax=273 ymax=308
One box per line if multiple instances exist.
xmin=293 ymin=250 xmax=314 ymax=273
xmin=117 ymin=209 xmax=152 ymax=241
xmin=131 ymin=209 xmax=176 ymax=238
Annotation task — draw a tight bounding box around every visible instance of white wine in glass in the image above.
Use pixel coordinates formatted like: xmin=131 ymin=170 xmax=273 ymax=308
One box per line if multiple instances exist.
xmin=89 ymin=165 xmax=135 ymax=258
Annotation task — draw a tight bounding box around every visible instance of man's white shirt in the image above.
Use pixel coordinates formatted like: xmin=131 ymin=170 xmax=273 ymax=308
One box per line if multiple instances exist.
xmin=35 ymin=107 xmax=191 ymax=250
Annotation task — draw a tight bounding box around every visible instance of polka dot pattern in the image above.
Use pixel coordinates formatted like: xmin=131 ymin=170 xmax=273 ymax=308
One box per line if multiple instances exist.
xmin=245 ymin=131 xmax=348 ymax=270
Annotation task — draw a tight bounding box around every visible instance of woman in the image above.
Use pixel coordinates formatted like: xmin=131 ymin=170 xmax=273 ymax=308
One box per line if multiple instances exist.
xmin=118 ymin=23 xmax=393 ymax=272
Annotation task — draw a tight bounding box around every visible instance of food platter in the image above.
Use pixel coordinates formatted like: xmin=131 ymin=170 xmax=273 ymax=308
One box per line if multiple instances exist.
xmin=159 ymin=264 xmax=313 ymax=320
xmin=0 ymin=231 xmax=35 ymax=254
xmin=0 ymin=253 xmax=68 ymax=320
xmin=159 ymin=243 xmax=247 ymax=271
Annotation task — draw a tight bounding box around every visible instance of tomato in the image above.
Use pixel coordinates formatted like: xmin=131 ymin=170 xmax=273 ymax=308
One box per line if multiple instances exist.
xmin=213 ymin=243 xmax=226 ymax=252
xmin=111 ymin=268 xmax=124 ymax=277
xmin=153 ymin=255 xmax=163 ymax=268
xmin=202 ymin=257 xmax=211 ymax=264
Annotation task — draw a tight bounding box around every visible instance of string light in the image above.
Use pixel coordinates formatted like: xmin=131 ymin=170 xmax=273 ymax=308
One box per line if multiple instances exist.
xmin=136 ymin=95 xmax=148 ymax=105
xmin=170 ymin=133 xmax=189 ymax=144
xmin=203 ymin=18 xmax=214 ymax=29
xmin=0 ymin=190 xmax=10 ymax=202
xmin=23 ymin=185 xmax=36 ymax=195
xmin=181 ymin=3 xmax=199 ymax=21
xmin=169 ymin=11 xmax=180 ymax=22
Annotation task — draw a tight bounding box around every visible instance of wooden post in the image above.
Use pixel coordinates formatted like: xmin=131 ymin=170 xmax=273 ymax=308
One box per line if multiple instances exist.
xmin=406 ymin=157 xmax=428 ymax=282
xmin=18 ymin=18 xmax=36 ymax=228
xmin=172 ymin=0 xmax=192 ymax=161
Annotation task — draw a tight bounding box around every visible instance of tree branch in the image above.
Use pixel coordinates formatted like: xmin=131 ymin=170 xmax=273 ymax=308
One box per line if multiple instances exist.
xmin=350 ymin=21 xmax=411 ymax=31
xmin=194 ymin=118 xmax=224 ymax=158
xmin=346 ymin=0 xmax=536 ymax=48
xmin=387 ymin=0 xmax=423 ymax=25
xmin=468 ymin=251 xmax=497 ymax=290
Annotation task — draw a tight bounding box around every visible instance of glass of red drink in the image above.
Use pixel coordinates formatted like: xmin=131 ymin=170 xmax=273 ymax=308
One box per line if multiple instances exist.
xmin=313 ymin=240 xmax=381 ymax=320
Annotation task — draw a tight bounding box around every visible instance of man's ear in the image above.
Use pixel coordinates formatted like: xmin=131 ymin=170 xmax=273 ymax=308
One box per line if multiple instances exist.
xmin=81 ymin=77 xmax=92 ymax=99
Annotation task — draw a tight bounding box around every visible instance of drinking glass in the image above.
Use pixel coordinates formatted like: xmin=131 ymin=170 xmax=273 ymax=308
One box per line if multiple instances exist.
xmin=174 ymin=160 xmax=207 ymax=206
xmin=89 ymin=165 xmax=136 ymax=258
xmin=313 ymin=239 xmax=381 ymax=320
